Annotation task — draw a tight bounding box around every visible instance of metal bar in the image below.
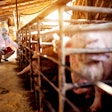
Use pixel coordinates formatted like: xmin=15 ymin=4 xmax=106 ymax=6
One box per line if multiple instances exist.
xmin=58 ymin=7 xmax=66 ymax=112
xmin=63 ymin=22 xmax=112 ymax=32
xmin=40 ymin=22 xmax=112 ymax=35
xmin=37 ymin=20 xmax=43 ymax=112
xmin=65 ymin=5 xmax=112 ymax=13
xmin=96 ymin=81 xmax=112 ymax=95
xmin=15 ymin=0 xmax=19 ymax=30
xmin=65 ymin=48 xmax=112 ymax=55
xmin=42 ymin=18 xmax=110 ymax=23
xmin=40 ymin=42 xmax=53 ymax=46
xmin=65 ymin=80 xmax=112 ymax=92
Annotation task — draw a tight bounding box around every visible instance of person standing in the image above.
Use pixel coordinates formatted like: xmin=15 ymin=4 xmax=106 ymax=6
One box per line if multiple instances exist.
xmin=0 ymin=27 xmax=18 ymax=61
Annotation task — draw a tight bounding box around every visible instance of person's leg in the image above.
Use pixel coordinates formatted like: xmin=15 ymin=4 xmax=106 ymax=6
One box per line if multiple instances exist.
xmin=3 ymin=47 xmax=15 ymax=61
xmin=4 ymin=50 xmax=15 ymax=60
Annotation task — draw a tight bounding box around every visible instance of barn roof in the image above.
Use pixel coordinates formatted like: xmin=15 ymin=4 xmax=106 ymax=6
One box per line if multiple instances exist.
xmin=0 ymin=0 xmax=71 ymax=27
xmin=0 ymin=0 xmax=57 ymax=21
xmin=0 ymin=0 xmax=112 ymax=29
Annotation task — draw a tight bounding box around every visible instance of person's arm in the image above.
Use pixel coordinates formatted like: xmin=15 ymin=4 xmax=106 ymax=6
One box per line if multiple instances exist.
xmin=17 ymin=64 xmax=31 ymax=76
xmin=7 ymin=36 xmax=18 ymax=49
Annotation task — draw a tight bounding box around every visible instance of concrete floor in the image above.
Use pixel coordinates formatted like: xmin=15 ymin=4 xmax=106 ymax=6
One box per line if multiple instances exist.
xmin=0 ymin=52 xmax=35 ymax=112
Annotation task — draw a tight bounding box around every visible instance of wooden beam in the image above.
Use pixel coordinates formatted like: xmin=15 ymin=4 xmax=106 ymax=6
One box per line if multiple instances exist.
xmin=0 ymin=0 xmax=54 ymax=13
xmin=0 ymin=0 xmax=46 ymax=7
xmin=18 ymin=0 xmax=71 ymax=31
xmin=0 ymin=0 xmax=56 ymax=21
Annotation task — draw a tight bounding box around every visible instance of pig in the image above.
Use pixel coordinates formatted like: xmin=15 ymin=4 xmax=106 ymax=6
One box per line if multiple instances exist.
xmin=16 ymin=51 xmax=39 ymax=76
xmin=65 ymin=27 xmax=112 ymax=112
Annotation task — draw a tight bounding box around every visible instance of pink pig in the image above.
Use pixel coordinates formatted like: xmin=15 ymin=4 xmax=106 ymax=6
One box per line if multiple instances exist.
xmin=65 ymin=28 xmax=112 ymax=112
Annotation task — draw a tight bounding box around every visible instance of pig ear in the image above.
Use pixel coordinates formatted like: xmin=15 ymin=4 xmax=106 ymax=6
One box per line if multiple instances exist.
xmin=64 ymin=36 xmax=72 ymax=48
xmin=65 ymin=40 xmax=72 ymax=48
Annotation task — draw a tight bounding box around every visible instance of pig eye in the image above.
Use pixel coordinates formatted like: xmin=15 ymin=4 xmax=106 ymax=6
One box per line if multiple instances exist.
xmin=93 ymin=60 xmax=100 ymax=63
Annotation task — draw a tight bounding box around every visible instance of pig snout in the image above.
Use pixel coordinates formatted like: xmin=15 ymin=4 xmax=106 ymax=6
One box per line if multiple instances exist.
xmin=71 ymin=61 xmax=104 ymax=96
xmin=73 ymin=79 xmax=89 ymax=94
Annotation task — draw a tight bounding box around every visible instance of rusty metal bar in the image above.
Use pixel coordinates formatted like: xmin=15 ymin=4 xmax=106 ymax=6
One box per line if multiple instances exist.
xmin=58 ymin=7 xmax=66 ymax=112
xmin=37 ymin=20 xmax=43 ymax=112
xmin=28 ymin=26 xmax=34 ymax=92
xmin=15 ymin=0 xmax=19 ymax=30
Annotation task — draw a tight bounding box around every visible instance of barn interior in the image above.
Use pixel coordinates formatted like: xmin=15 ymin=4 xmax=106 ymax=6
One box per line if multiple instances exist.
xmin=0 ymin=0 xmax=112 ymax=112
